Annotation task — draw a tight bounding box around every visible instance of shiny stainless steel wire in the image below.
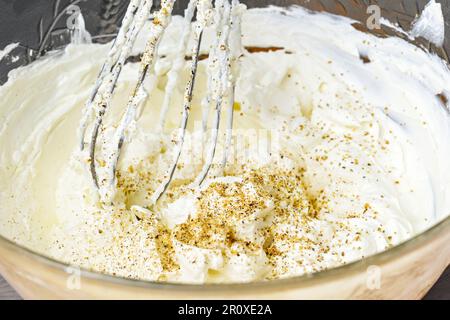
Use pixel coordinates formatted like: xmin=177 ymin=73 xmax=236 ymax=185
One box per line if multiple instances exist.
xmin=80 ymin=0 xmax=241 ymax=203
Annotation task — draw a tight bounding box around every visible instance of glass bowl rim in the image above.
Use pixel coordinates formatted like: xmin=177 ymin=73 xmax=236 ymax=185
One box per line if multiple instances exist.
xmin=0 ymin=216 xmax=448 ymax=292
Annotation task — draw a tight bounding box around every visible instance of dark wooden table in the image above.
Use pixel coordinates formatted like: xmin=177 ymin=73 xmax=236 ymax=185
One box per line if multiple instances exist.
xmin=0 ymin=266 xmax=448 ymax=300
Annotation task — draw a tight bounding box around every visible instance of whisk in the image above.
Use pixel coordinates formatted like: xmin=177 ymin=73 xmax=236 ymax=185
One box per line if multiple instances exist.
xmin=78 ymin=0 xmax=244 ymax=203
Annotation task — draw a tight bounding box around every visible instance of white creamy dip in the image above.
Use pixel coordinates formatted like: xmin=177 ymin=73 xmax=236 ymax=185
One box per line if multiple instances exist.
xmin=1 ymin=6 xmax=450 ymax=284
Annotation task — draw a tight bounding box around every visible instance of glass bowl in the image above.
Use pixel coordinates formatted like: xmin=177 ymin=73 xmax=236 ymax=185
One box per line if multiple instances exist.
xmin=0 ymin=0 xmax=449 ymax=299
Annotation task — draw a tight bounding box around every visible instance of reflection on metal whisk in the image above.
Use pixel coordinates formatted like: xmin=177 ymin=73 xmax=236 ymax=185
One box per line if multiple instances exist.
xmin=78 ymin=0 xmax=243 ymax=203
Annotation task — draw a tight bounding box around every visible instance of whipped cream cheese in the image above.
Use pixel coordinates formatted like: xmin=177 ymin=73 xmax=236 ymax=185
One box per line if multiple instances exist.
xmin=1 ymin=6 xmax=450 ymax=284
xmin=411 ymin=0 xmax=445 ymax=47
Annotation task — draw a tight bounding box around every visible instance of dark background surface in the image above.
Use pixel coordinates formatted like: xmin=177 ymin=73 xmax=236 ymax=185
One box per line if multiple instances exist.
xmin=1 ymin=0 xmax=450 ymax=82
xmin=1 ymin=0 xmax=450 ymax=51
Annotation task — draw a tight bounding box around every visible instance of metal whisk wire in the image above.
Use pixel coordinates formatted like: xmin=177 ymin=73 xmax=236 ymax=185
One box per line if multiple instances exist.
xmin=79 ymin=0 xmax=154 ymax=184
xmin=80 ymin=0 xmax=243 ymax=203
